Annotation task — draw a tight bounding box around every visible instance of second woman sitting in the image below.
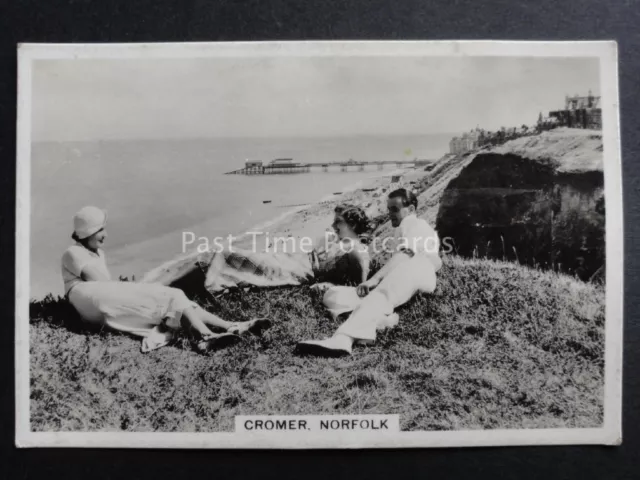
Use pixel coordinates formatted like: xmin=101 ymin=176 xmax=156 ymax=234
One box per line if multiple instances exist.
xmin=142 ymin=204 xmax=372 ymax=295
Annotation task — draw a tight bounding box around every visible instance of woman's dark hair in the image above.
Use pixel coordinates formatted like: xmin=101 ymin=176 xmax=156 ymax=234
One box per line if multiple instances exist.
xmin=334 ymin=204 xmax=371 ymax=236
xmin=71 ymin=232 xmax=91 ymax=248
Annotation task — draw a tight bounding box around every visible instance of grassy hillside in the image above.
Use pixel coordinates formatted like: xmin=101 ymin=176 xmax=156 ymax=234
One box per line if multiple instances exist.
xmin=30 ymin=255 xmax=604 ymax=432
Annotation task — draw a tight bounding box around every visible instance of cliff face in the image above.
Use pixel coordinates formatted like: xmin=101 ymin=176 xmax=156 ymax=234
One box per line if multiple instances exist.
xmin=435 ymin=128 xmax=605 ymax=281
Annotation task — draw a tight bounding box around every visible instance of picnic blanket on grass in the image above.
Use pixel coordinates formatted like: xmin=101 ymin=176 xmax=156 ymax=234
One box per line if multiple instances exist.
xmin=204 ymin=249 xmax=316 ymax=293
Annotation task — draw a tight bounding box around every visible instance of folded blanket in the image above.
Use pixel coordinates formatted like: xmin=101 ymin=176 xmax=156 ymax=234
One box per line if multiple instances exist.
xmin=204 ymin=249 xmax=315 ymax=293
xmin=141 ymin=250 xmax=213 ymax=286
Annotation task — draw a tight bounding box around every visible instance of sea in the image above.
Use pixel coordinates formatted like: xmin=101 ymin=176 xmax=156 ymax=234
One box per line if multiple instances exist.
xmin=30 ymin=134 xmax=451 ymax=299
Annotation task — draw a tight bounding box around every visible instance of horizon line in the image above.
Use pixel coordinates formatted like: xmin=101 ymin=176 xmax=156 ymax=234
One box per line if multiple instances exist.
xmin=31 ymin=131 xmax=462 ymax=144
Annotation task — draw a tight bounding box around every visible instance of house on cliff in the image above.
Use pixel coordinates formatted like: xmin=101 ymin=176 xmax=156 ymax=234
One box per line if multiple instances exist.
xmin=549 ymin=90 xmax=602 ymax=130
xmin=449 ymin=129 xmax=481 ymax=155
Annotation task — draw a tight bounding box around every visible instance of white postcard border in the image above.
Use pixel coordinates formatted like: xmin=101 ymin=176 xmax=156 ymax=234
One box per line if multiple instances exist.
xmin=15 ymin=40 xmax=623 ymax=449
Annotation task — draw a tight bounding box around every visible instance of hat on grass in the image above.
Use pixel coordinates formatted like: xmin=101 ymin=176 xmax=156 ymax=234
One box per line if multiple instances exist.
xmin=73 ymin=206 xmax=107 ymax=240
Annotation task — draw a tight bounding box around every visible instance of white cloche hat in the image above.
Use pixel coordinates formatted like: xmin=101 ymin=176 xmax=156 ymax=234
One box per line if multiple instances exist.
xmin=73 ymin=206 xmax=107 ymax=240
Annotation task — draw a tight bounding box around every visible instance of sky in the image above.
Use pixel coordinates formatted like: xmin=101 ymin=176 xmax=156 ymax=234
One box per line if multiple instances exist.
xmin=31 ymin=55 xmax=600 ymax=141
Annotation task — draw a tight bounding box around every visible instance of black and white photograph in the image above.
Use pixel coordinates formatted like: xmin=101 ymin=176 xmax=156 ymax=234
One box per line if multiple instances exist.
xmin=15 ymin=41 xmax=622 ymax=449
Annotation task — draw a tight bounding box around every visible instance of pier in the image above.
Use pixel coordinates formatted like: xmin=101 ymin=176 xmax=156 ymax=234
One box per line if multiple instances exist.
xmin=226 ymin=159 xmax=434 ymax=175
xmin=242 ymin=164 xmax=312 ymax=175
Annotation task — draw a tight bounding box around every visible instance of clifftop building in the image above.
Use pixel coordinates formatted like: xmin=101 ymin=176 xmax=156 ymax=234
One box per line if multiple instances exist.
xmin=565 ymin=91 xmax=600 ymax=110
xmin=449 ymin=129 xmax=480 ymax=155
xmin=549 ymin=90 xmax=602 ymax=130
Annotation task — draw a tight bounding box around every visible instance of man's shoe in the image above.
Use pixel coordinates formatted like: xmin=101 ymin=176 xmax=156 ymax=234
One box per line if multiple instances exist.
xmin=295 ymin=337 xmax=352 ymax=357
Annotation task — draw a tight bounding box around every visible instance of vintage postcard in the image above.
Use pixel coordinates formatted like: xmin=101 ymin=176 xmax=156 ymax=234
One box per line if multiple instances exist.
xmin=15 ymin=41 xmax=622 ymax=448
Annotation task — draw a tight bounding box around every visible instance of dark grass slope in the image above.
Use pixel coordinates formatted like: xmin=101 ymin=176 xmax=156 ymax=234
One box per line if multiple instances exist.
xmin=29 ymin=255 xmax=604 ymax=432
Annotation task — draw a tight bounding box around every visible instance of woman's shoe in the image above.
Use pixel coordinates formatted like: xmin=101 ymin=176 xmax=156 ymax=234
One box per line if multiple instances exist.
xmin=194 ymin=332 xmax=242 ymax=353
xmin=141 ymin=326 xmax=175 ymax=353
xmin=227 ymin=317 xmax=272 ymax=336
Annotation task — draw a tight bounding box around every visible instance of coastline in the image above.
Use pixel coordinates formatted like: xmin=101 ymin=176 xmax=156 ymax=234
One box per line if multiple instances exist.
xmin=137 ymin=166 xmax=415 ymax=287
xmin=31 ymin=165 xmax=416 ymax=300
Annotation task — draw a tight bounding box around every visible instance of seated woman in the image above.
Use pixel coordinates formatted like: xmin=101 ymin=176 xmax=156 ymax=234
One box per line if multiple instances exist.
xmin=62 ymin=206 xmax=270 ymax=353
xmin=141 ymin=204 xmax=371 ymax=295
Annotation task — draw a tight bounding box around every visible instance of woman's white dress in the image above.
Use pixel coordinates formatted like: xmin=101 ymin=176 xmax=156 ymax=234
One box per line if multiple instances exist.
xmin=62 ymin=244 xmax=197 ymax=338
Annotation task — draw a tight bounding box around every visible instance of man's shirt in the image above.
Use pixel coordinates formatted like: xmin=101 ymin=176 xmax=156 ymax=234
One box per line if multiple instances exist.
xmin=394 ymin=214 xmax=442 ymax=272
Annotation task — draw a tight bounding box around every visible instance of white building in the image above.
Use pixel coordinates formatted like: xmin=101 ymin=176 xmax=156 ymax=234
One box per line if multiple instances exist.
xmin=449 ymin=129 xmax=480 ymax=155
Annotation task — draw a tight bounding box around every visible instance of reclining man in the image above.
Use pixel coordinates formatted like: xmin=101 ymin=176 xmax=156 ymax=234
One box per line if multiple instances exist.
xmin=296 ymin=188 xmax=442 ymax=357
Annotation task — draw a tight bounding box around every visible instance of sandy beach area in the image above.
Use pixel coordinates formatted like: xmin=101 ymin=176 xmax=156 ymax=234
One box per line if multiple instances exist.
xmin=238 ymin=166 xmax=433 ymax=255
xmin=140 ymin=166 xmax=419 ymax=285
